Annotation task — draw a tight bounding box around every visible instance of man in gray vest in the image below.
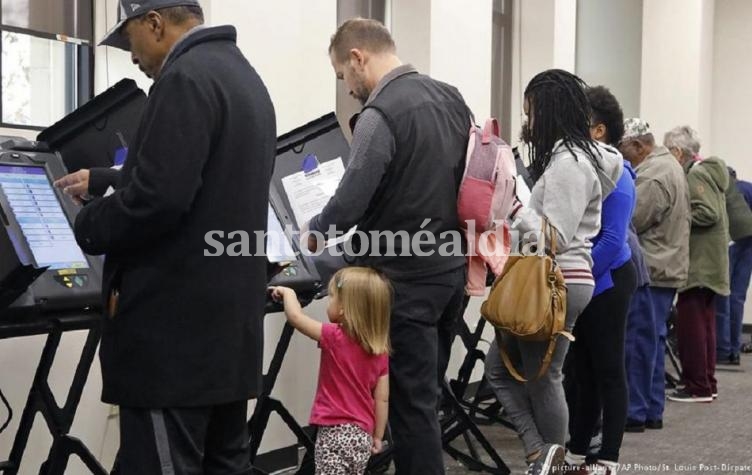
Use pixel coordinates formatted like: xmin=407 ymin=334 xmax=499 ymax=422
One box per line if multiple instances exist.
xmin=308 ymin=18 xmax=470 ymax=475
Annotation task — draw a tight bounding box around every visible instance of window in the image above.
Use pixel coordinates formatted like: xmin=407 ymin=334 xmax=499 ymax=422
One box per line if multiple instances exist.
xmin=0 ymin=0 xmax=93 ymax=130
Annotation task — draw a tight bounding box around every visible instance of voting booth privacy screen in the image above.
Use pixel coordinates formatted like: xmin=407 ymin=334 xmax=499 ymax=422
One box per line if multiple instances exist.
xmin=268 ymin=113 xmax=351 ymax=293
xmin=37 ymin=79 xmax=147 ymax=173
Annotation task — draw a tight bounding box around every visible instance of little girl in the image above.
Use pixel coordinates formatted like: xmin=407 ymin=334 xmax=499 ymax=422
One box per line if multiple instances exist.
xmin=271 ymin=267 xmax=391 ymax=475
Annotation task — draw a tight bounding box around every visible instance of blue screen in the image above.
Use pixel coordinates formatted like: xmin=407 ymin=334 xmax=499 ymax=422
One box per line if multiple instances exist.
xmin=0 ymin=165 xmax=89 ymax=270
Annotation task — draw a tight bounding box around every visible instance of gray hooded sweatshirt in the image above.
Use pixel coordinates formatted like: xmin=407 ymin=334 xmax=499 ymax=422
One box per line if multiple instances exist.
xmin=510 ymin=140 xmax=624 ymax=285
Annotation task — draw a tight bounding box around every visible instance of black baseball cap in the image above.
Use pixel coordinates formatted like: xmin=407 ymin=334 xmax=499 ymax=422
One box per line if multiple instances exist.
xmin=100 ymin=0 xmax=201 ymax=51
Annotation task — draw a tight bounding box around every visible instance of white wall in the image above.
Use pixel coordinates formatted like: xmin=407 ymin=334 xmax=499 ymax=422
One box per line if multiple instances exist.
xmin=210 ymin=0 xmax=336 ymax=136
xmin=575 ymin=0 xmax=643 ymax=117
xmin=390 ymin=0 xmax=493 ymax=120
xmin=429 ymin=0 xmax=493 ymax=120
xmin=94 ymin=0 xmax=152 ymax=95
xmin=553 ymin=0 xmax=577 ymax=72
xmin=711 ymin=0 xmax=752 ymax=178
xmin=390 ymin=0 xmax=431 ymax=75
xmin=509 ymin=0 xmax=554 ymax=151
xmin=640 ymin=0 xmax=715 ymax=148
xmin=508 ymin=0 xmax=587 ymax=153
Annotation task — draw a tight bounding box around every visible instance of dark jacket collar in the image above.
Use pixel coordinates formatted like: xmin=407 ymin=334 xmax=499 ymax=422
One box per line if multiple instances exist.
xmin=160 ymin=25 xmax=237 ymax=76
xmin=364 ymin=64 xmax=418 ymax=106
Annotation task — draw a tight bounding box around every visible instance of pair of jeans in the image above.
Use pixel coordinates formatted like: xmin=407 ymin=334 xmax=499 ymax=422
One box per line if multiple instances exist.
xmin=388 ymin=266 xmax=466 ymax=475
xmin=624 ymin=286 xmax=654 ymax=422
xmin=716 ymin=237 xmax=752 ymax=359
xmin=484 ymin=284 xmax=593 ymax=458
xmin=648 ymin=287 xmax=676 ymax=420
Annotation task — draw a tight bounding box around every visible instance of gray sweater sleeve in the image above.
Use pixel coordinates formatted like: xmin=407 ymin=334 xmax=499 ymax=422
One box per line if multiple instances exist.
xmin=309 ymin=108 xmax=395 ymax=235
xmin=511 ymin=156 xmax=596 ymax=248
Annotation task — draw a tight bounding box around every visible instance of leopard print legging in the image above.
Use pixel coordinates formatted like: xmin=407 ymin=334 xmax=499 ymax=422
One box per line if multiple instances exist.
xmin=315 ymin=423 xmax=372 ymax=475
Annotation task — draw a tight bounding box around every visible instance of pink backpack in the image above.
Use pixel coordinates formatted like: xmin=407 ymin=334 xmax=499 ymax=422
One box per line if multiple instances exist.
xmin=458 ymin=119 xmax=517 ymax=295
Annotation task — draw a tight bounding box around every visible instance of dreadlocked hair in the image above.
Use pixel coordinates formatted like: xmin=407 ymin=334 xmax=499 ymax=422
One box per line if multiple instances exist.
xmin=524 ymin=69 xmax=601 ymax=182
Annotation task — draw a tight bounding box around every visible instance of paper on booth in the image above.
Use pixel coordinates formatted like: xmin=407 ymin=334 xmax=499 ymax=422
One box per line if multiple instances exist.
xmin=282 ymin=157 xmax=345 ymax=227
xmin=282 ymin=157 xmax=355 ymax=248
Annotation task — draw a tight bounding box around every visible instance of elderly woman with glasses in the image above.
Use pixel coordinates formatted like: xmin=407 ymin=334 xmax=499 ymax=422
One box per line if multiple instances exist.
xmin=664 ymin=126 xmax=730 ymax=404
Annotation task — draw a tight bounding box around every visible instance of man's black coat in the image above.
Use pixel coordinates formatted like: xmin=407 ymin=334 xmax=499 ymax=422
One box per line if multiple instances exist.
xmin=76 ymin=26 xmax=276 ymax=407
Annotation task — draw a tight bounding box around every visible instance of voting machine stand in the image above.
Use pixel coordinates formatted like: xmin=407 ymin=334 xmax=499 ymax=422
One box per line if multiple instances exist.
xmin=449 ymin=294 xmax=516 ymax=432
xmin=0 ymin=141 xmax=108 ymax=475
xmin=0 ymin=311 xmax=105 ymax=475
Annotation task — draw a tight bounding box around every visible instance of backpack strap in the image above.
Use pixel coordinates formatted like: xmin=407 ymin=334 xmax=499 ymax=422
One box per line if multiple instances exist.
xmin=482 ymin=118 xmax=500 ymax=144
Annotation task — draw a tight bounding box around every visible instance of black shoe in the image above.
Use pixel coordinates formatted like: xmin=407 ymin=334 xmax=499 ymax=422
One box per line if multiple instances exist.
xmin=645 ymin=419 xmax=663 ymax=429
xmin=742 ymin=342 xmax=752 ymax=354
xmin=717 ymin=354 xmax=741 ymax=366
xmin=624 ymin=419 xmax=645 ymax=433
xmin=667 ymin=389 xmax=713 ymax=403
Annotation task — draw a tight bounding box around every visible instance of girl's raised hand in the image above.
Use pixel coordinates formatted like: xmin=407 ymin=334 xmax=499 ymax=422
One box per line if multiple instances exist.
xmin=269 ymin=286 xmax=295 ymax=303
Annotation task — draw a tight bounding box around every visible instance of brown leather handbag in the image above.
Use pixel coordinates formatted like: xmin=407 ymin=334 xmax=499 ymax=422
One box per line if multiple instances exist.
xmin=480 ymin=218 xmax=571 ymax=382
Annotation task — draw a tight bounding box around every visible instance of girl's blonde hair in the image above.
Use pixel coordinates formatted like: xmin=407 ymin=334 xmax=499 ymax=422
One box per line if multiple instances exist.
xmin=327 ymin=267 xmax=392 ymax=355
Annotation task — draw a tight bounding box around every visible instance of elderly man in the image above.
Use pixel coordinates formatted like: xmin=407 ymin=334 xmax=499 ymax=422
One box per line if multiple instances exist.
xmin=664 ymin=126 xmax=730 ymax=403
xmin=68 ymin=1 xmax=276 ymax=472
xmin=619 ymin=119 xmax=690 ymax=430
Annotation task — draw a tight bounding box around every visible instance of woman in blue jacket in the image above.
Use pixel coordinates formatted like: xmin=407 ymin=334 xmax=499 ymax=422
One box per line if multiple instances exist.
xmin=565 ymin=86 xmax=638 ymax=475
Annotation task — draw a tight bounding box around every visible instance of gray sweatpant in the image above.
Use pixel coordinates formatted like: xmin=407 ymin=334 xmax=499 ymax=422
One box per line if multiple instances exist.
xmin=484 ymin=284 xmax=593 ymax=458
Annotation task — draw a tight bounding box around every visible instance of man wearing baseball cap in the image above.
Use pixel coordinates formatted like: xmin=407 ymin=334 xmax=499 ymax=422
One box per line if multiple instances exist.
xmin=72 ymin=1 xmax=276 ymax=473
xmin=619 ymin=118 xmax=690 ymax=432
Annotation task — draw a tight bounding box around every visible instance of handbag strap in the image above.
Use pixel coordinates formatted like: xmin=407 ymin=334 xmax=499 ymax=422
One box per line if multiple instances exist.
xmin=496 ymin=329 xmax=528 ymax=383
xmin=534 ymin=331 xmax=575 ymax=380
xmin=540 ymin=217 xmax=558 ymax=257
xmin=496 ymin=329 xmax=575 ymax=382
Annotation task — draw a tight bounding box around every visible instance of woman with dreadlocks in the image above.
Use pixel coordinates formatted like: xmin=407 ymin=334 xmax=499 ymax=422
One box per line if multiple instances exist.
xmin=484 ymin=70 xmax=624 ymax=475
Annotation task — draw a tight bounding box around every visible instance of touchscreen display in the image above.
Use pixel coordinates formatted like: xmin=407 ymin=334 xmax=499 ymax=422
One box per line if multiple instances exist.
xmin=266 ymin=203 xmax=297 ymax=263
xmin=0 ymin=165 xmax=89 ymax=270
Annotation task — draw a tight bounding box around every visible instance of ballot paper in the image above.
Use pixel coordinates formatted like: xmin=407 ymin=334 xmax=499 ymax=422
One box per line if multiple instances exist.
xmin=266 ymin=204 xmax=297 ymax=263
xmin=282 ymin=158 xmax=345 ymax=229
